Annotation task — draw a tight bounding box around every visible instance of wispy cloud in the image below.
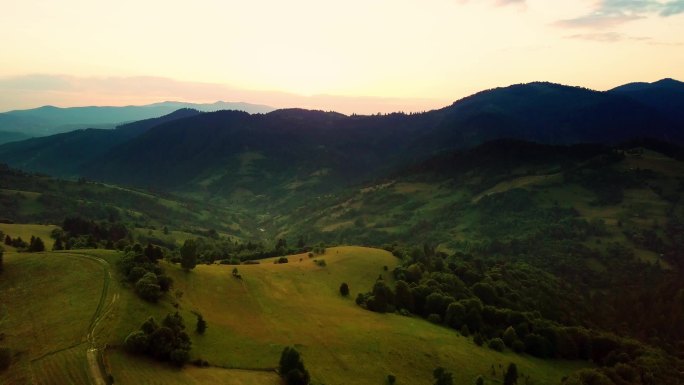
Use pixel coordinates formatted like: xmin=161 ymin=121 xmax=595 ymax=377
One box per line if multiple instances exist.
xmin=458 ymin=0 xmax=526 ymax=7
xmin=558 ymin=0 xmax=684 ymax=29
xmin=566 ymin=32 xmax=651 ymax=42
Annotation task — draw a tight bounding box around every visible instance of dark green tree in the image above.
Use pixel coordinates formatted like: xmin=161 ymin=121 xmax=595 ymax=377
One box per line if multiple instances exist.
xmin=196 ymin=314 xmax=207 ymax=335
xmin=279 ymin=346 xmax=310 ymax=385
xmin=339 ymin=282 xmax=350 ymax=297
xmin=433 ymin=367 xmax=454 ymax=385
xmin=504 ymin=363 xmax=518 ymax=385
xmin=52 ymin=237 xmax=64 ymax=251
xmin=28 ymin=236 xmax=45 ymax=252
xmin=180 ymin=239 xmax=197 ymax=271
xmin=135 ymin=273 xmax=162 ymax=302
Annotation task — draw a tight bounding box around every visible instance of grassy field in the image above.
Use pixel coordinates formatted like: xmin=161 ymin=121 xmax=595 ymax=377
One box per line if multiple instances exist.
xmin=131 ymin=246 xmax=586 ymax=385
xmin=0 ymin=251 xmax=105 ymax=384
xmin=0 ymin=223 xmax=58 ymax=250
xmin=0 ymin=247 xmax=587 ymax=385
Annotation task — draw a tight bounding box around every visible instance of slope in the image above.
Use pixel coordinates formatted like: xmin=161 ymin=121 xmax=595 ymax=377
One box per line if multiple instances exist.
xmin=105 ymin=246 xmax=586 ymax=385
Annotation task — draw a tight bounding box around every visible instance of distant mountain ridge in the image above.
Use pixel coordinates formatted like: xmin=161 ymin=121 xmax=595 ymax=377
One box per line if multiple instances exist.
xmin=0 ymin=78 xmax=682 ymax=200
xmin=0 ymin=100 xmax=275 ymax=138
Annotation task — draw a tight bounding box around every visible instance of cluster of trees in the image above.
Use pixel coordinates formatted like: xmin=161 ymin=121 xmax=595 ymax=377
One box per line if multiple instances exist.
xmin=52 ymin=216 xmax=129 ymax=250
xmin=165 ymin=236 xmax=326 ymax=266
xmin=3 ymin=234 xmax=45 ymax=252
xmin=124 ymin=312 xmax=191 ymax=366
xmin=118 ymin=243 xmax=172 ymax=302
xmin=357 ymin=241 xmax=681 ymax=384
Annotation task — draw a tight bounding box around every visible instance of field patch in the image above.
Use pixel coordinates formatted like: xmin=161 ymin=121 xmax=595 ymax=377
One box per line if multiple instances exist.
xmin=0 ymin=223 xmax=58 ymax=250
xmin=157 ymin=246 xmax=586 ymax=385
xmin=0 ymin=252 xmax=105 ymax=384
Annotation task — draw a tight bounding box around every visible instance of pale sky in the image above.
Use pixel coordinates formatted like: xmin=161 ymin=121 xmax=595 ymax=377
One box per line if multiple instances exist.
xmin=1 ymin=0 xmax=683 ymax=114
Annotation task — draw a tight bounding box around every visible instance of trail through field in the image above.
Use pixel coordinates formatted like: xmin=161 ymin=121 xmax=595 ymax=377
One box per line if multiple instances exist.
xmin=72 ymin=252 xmax=118 ymax=385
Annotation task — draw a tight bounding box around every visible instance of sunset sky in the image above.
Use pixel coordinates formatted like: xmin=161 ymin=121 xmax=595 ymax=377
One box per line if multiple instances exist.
xmin=1 ymin=0 xmax=683 ymax=114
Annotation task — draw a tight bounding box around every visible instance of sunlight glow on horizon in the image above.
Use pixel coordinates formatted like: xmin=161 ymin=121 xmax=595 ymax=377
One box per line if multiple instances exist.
xmin=1 ymin=0 xmax=683 ymax=113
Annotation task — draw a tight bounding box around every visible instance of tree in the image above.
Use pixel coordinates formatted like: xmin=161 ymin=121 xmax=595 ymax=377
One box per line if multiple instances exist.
xmin=124 ymin=330 xmax=149 ymax=354
xmin=135 ymin=273 xmax=163 ymax=302
xmin=28 ymin=236 xmax=45 ymax=252
xmin=433 ymin=367 xmax=453 ymax=385
xmin=196 ymin=314 xmax=207 ymax=335
xmin=339 ymin=282 xmax=350 ymax=297
xmin=0 ymin=347 xmax=11 ymax=371
xmin=504 ymin=363 xmax=518 ymax=385
xmin=476 ymin=376 xmax=485 ymax=385
xmin=180 ymin=239 xmax=197 ymax=271
xmin=53 ymin=237 xmax=64 ymax=251
xmin=279 ymin=346 xmax=310 ymax=385
xmin=503 ymin=326 xmax=519 ymax=348
xmin=4 ymin=235 xmax=10 ymax=246
xmin=232 ymin=267 xmax=239 ymax=277
xmin=0 ymin=246 xmax=3 ymax=273
xmin=488 ymin=338 xmax=505 ymax=352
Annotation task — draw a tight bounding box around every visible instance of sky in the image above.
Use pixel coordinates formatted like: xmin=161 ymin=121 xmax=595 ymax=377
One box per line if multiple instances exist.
xmin=1 ymin=0 xmax=683 ymax=114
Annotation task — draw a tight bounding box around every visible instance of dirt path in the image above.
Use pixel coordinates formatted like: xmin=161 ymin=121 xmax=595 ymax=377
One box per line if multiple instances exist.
xmin=66 ymin=252 xmax=118 ymax=385
xmin=82 ymin=254 xmax=118 ymax=385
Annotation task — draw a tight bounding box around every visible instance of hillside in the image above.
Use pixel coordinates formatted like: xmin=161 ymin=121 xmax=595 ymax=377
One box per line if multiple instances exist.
xmin=0 ymin=247 xmax=587 ymax=385
xmin=0 ymin=109 xmax=201 ymax=177
xmin=0 ymin=80 xmax=681 ymax=203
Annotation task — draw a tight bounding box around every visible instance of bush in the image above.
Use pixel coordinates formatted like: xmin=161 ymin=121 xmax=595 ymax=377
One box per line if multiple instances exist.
xmin=428 ymin=313 xmax=442 ymax=324
xmin=135 ymin=273 xmax=163 ymax=302
xmin=277 ymin=257 xmax=289 ymax=264
xmin=488 ymin=338 xmax=505 ymax=352
xmin=0 ymin=347 xmax=11 ymax=371
xmin=473 ymin=333 xmax=484 ymax=346
xmin=339 ymin=282 xmax=350 ymax=297
xmin=279 ymin=347 xmax=310 ymax=385
xmin=124 ymin=331 xmax=149 ymax=354
xmin=512 ymin=340 xmax=525 ymax=354
xmin=387 ymin=374 xmax=396 ymax=384
xmin=314 ymin=259 xmax=326 ymax=267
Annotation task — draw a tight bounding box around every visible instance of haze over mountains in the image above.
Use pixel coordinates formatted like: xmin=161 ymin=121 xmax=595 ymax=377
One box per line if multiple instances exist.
xmin=0 ymin=100 xmax=274 ymax=143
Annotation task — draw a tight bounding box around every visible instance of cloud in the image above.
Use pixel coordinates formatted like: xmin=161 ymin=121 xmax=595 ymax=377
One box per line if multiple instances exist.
xmin=457 ymin=0 xmax=526 ymax=7
xmin=566 ymin=32 xmax=651 ymax=42
xmin=0 ymin=74 xmax=447 ymax=115
xmin=558 ymin=0 xmax=684 ymax=29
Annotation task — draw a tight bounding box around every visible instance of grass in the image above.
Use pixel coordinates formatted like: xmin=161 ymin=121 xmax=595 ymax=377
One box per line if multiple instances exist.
xmin=0 ymin=223 xmax=58 ymax=250
xmin=0 ymin=247 xmax=587 ymax=385
xmin=0 ymin=251 xmax=105 ymax=384
xmin=144 ymin=246 xmax=587 ymax=385
xmin=107 ymin=350 xmax=279 ymax=385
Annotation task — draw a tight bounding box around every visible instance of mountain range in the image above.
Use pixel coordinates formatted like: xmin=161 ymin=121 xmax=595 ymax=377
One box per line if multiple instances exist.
xmin=0 ymin=78 xmax=682 ymax=200
xmin=0 ymin=100 xmax=275 ymax=142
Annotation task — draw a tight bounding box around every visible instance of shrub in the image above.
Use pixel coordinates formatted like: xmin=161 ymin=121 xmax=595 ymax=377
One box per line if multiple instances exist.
xmin=339 ymin=282 xmax=350 ymax=297
xmin=314 ymin=259 xmax=326 ymax=267
xmin=135 ymin=273 xmax=162 ymax=302
xmin=473 ymin=333 xmax=484 ymax=346
xmin=387 ymin=374 xmax=396 ymax=384
xmin=124 ymin=331 xmax=149 ymax=354
xmin=488 ymin=338 xmax=505 ymax=352
xmin=512 ymin=340 xmax=525 ymax=353
xmin=0 ymin=347 xmax=11 ymax=371
xmin=428 ymin=313 xmax=442 ymax=324
xmin=196 ymin=314 xmax=207 ymax=335
xmin=277 ymin=257 xmax=289 ymax=264
xmin=279 ymin=346 xmax=310 ymax=385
